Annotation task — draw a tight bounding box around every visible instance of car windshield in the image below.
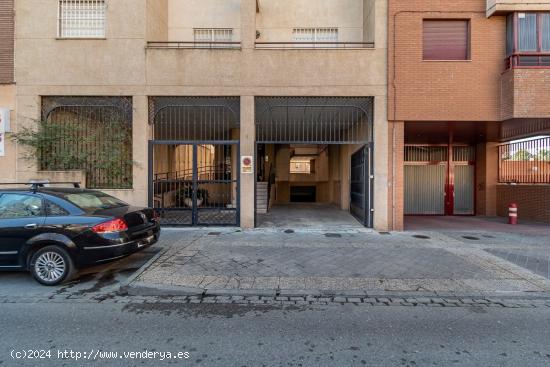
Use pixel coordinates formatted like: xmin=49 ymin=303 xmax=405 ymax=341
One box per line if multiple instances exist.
xmin=61 ymin=191 xmax=128 ymax=210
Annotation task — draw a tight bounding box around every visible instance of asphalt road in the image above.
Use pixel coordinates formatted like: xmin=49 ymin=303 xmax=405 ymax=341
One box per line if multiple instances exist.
xmin=1 ymin=300 xmax=550 ymax=367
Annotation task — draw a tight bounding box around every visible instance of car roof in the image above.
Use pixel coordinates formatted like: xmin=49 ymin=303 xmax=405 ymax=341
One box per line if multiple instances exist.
xmin=0 ymin=187 xmax=101 ymax=198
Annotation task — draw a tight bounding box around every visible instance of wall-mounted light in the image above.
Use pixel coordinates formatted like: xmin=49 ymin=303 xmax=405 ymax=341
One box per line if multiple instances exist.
xmin=256 ymin=30 xmax=261 ymax=39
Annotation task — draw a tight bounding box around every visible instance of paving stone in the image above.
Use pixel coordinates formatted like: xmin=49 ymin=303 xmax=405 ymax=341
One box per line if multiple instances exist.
xmin=347 ymin=298 xmax=362 ymax=303
xmin=333 ymin=297 xmax=347 ymax=303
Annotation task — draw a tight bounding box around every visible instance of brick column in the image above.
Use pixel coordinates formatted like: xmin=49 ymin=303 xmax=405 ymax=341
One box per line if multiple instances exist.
xmin=240 ymin=96 xmax=255 ymax=229
xmin=389 ymin=121 xmax=404 ymax=231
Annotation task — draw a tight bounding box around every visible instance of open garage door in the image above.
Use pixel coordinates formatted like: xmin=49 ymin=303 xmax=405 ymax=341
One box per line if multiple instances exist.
xmin=255 ymin=97 xmax=374 ymax=228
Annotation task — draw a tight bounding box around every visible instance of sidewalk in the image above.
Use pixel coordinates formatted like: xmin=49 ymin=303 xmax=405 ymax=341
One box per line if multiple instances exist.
xmin=123 ymin=225 xmax=550 ymax=299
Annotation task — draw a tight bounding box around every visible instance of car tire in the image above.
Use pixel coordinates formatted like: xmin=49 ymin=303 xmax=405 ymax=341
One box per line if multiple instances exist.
xmin=30 ymin=246 xmax=76 ymax=286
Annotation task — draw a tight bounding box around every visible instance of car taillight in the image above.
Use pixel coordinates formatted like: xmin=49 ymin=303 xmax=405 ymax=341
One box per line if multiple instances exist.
xmin=92 ymin=218 xmax=128 ymax=233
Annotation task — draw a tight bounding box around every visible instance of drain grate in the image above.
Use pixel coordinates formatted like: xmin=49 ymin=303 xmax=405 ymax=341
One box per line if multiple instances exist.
xmin=462 ymin=236 xmax=480 ymax=241
xmin=208 ymin=232 xmax=221 ymax=236
xmin=379 ymin=232 xmax=391 ymax=235
xmin=325 ymin=233 xmax=342 ymax=238
xmin=284 ymin=229 xmax=295 ymax=234
xmin=413 ymin=235 xmax=431 ymax=239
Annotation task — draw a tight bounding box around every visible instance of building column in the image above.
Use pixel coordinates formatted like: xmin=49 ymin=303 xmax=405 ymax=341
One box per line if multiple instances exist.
xmin=389 ymin=121 xmax=404 ymax=231
xmin=240 ymin=0 xmax=256 ymax=50
xmin=132 ymin=95 xmax=149 ymax=207
xmin=240 ymin=96 xmax=255 ymax=229
xmin=476 ymin=142 xmax=499 ymax=216
xmin=373 ymin=95 xmax=389 ymax=231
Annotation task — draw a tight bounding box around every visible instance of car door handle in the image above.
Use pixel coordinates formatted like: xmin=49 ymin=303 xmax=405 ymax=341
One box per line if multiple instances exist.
xmin=25 ymin=224 xmax=38 ymax=229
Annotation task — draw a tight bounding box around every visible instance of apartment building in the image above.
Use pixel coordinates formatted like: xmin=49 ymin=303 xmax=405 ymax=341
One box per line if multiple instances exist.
xmin=5 ymin=0 xmax=389 ymax=229
xmin=388 ymin=0 xmax=550 ymax=229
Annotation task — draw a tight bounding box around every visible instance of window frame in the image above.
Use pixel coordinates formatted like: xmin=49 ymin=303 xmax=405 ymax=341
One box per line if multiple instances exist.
xmin=422 ymin=19 xmax=471 ymax=61
xmin=506 ymin=12 xmax=550 ymax=69
xmin=57 ymin=0 xmax=107 ymax=39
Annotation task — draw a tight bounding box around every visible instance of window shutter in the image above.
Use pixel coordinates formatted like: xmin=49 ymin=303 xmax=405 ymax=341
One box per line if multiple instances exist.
xmin=0 ymin=0 xmax=14 ymax=83
xmin=423 ymin=20 xmax=469 ymax=60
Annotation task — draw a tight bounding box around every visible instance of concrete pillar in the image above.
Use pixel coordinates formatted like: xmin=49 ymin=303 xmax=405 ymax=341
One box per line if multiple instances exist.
xmin=240 ymin=0 xmax=256 ymax=50
xmin=15 ymin=95 xmax=41 ymax=182
xmin=389 ymin=121 xmax=404 ymax=231
xmin=373 ymin=95 xmax=389 ymax=231
xmin=476 ymin=142 xmax=499 ymax=216
xmin=131 ymin=95 xmax=150 ymax=207
xmin=240 ymin=96 xmax=255 ymax=229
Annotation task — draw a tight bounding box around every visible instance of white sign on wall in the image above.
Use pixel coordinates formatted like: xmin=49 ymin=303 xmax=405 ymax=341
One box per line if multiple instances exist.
xmin=0 ymin=107 xmax=8 ymax=157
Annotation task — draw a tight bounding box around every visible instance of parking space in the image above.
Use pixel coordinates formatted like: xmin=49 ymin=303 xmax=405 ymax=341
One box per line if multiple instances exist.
xmin=0 ymin=246 xmax=162 ymax=300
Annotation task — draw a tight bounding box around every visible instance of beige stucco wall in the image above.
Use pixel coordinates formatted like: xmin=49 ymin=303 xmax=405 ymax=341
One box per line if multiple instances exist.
xmin=256 ymin=0 xmax=370 ymax=43
xmin=12 ymin=0 xmax=389 ymax=229
xmin=0 ymin=84 xmax=16 ymax=183
xmin=167 ymin=0 xmax=241 ymax=42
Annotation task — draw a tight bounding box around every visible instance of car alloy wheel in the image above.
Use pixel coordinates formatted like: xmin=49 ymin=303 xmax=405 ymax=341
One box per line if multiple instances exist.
xmin=34 ymin=251 xmax=66 ymax=283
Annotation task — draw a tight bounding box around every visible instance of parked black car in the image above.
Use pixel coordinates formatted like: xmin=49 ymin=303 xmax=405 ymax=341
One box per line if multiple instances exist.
xmin=0 ymin=183 xmax=160 ymax=285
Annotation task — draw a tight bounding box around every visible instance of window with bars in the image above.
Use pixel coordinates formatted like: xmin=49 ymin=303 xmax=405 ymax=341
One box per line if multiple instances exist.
xmin=193 ymin=28 xmax=233 ymax=47
xmin=292 ymin=28 xmax=338 ymax=47
xmin=58 ymin=0 xmax=106 ymax=38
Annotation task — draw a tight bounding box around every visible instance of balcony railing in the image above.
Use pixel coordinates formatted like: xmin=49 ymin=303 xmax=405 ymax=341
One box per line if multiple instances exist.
xmin=254 ymin=42 xmax=375 ymax=49
xmin=147 ymin=41 xmax=241 ymax=50
xmin=505 ymin=52 xmax=550 ymax=70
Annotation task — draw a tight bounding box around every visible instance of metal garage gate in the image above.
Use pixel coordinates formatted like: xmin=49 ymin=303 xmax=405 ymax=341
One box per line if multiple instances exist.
xmin=148 ymin=97 xmax=240 ymax=226
xmin=255 ymin=97 xmax=374 ymax=227
xmin=404 ymin=145 xmax=475 ymax=216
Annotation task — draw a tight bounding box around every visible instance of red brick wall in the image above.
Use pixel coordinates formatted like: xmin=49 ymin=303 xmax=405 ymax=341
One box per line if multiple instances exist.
xmin=388 ymin=0 xmax=505 ymax=122
xmin=501 ymin=69 xmax=550 ymax=120
xmin=497 ymin=184 xmax=550 ymax=223
xmin=0 ymin=0 xmax=14 ymax=84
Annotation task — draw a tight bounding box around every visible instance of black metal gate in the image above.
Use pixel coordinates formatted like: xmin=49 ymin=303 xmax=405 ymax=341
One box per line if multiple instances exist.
xmin=148 ymin=97 xmax=240 ymax=226
xmin=350 ymin=144 xmax=373 ymax=227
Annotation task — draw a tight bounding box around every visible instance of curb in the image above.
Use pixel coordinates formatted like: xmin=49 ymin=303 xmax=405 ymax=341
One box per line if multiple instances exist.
xmin=118 ymin=247 xmax=168 ymax=295
xmin=121 ymin=281 xmax=550 ymax=301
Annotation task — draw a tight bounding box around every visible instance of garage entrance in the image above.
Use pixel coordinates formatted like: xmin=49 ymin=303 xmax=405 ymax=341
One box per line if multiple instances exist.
xmin=255 ymin=97 xmax=374 ymax=228
xmin=148 ymin=97 xmax=240 ymax=226
xmin=404 ymin=145 xmax=476 ymax=216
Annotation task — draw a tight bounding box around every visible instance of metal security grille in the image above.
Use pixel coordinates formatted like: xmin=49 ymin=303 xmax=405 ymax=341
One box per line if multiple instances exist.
xmin=58 ymin=0 xmax=106 ymax=38
xmin=194 ymin=28 xmax=233 ymax=48
xmin=350 ymin=145 xmax=373 ymax=227
xmin=499 ymin=137 xmax=550 ymax=183
xmin=149 ymin=97 xmax=240 ymax=226
xmin=41 ymin=97 xmax=133 ymax=189
xmin=292 ymin=28 xmax=338 ymax=48
xmin=256 ymin=97 xmax=373 ymax=144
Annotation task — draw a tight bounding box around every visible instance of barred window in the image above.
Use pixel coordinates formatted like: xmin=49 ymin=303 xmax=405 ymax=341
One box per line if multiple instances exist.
xmin=193 ymin=28 xmax=233 ymax=47
xmin=292 ymin=28 xmax=338 ymax=47
xmin=41 ymin=97 xmax=133 ymax=190
xmin=58 ymin=0 xmax=106 ymax=38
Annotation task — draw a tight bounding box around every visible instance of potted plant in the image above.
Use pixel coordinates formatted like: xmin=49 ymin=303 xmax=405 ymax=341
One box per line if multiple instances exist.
xmin=176 ymin=185 xmax=209 ymax=208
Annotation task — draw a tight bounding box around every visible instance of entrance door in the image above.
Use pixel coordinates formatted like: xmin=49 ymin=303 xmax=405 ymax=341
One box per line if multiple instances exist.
xmin=350 ymin=145 xmax=373 ymax=227
xmin=404 ymin=145 xmax=475 ymax=216
xmin=149 ymin=142 xmax=239 ymax=226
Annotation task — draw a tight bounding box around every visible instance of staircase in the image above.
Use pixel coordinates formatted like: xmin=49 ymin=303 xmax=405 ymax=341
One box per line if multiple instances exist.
xmin=256 ymin=182 xmax=269 ymax=214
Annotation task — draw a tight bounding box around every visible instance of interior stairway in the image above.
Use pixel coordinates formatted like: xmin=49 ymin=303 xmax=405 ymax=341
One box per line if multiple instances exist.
xmin=256 ymin=182 xmax=269 ymax=214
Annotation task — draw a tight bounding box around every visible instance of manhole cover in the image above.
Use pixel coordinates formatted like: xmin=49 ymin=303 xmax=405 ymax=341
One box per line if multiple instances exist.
xmin=284 ymin=229 xmax=295 ymax=234
xmin=379 ymin=232 xmax=391 ymax=235
xmin=208 ymin=232 xmax=221 ymax=236
xmin=413 ymin=235 xmax=431 ymax=239
xmin=325 ymin=233 xmax=342 ymax=238
xmin=462 ymin=236 xmax=480 ymax=241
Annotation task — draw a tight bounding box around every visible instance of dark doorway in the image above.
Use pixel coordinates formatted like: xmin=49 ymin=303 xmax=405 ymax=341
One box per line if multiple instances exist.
xmin=290 ymin=186 xmax=317 ymax=202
